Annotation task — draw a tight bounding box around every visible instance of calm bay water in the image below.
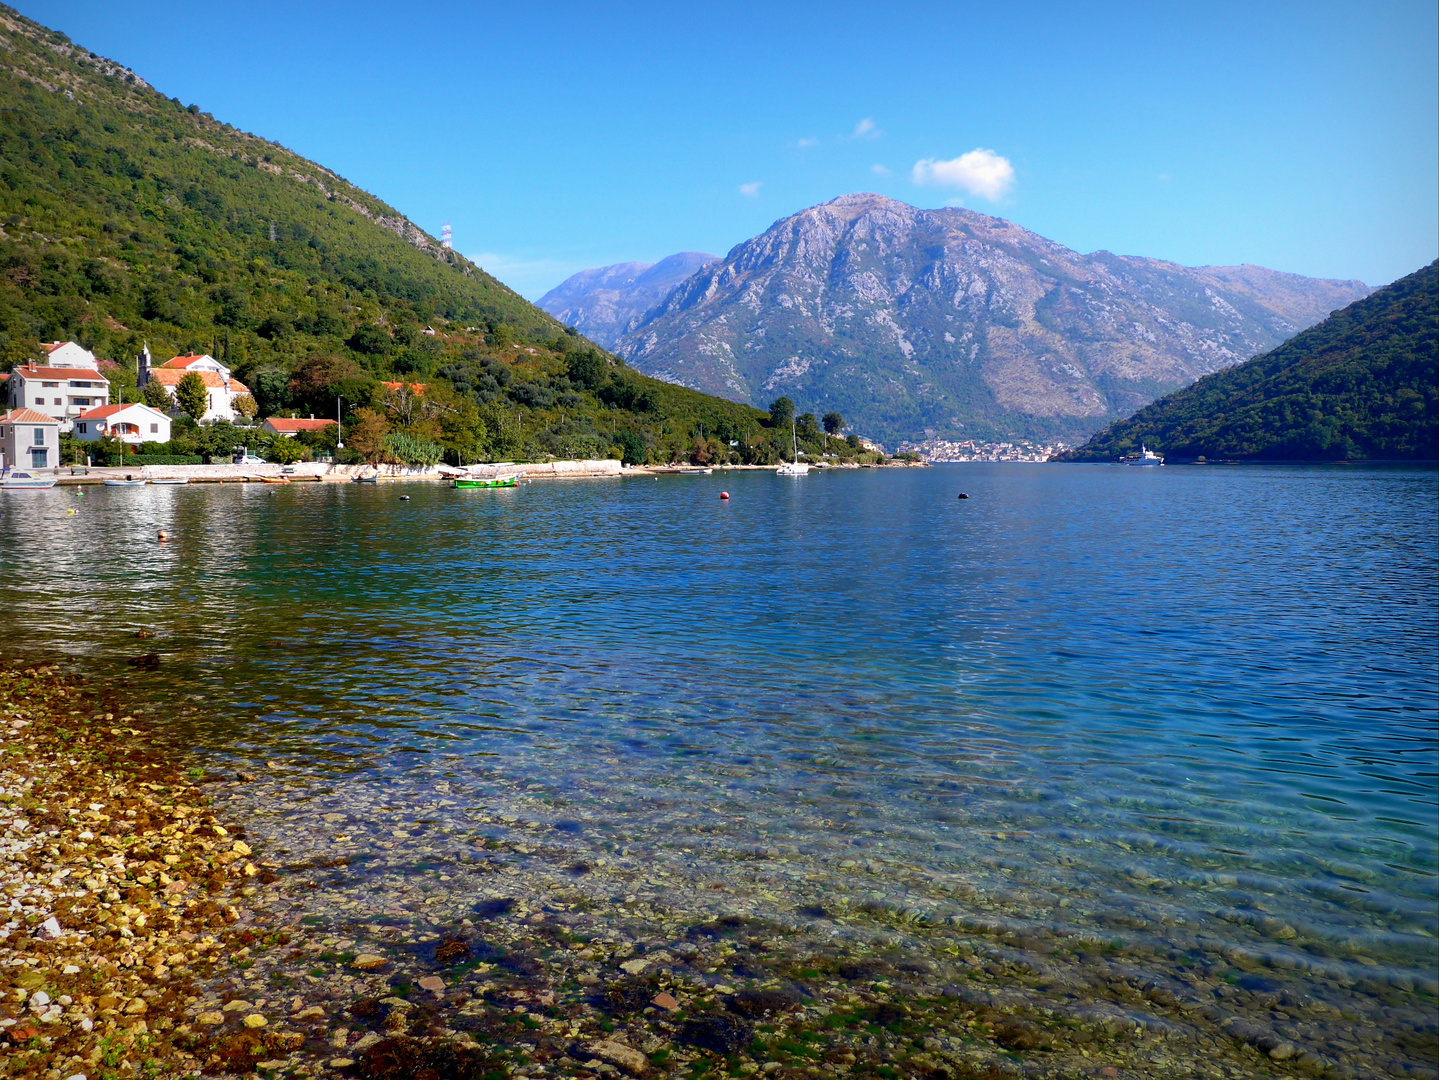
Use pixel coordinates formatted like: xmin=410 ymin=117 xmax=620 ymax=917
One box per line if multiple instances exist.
xmin=2 ymin=463 xmax=1436 ymax=1069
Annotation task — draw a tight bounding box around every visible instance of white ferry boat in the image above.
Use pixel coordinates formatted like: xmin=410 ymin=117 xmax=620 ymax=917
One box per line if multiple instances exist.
xmin=1120 ymin=445 xmax=1164 ymax=467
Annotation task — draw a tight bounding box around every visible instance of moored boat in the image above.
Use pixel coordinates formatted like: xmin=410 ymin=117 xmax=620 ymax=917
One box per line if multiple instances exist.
xmin=776 ymin=419 xmax=810 ymax=475
xmin=102 ymin=477 xmax=147 ymax=486
xmin=260 ymin=476 xmax=290 ymax=484
xmin=0 ymin=470 xmax=58 ymax=490
xmin=454 ymin=475 xmax=518 ymax=489
xmin=148 ymin=477 xmax=189 ymax=485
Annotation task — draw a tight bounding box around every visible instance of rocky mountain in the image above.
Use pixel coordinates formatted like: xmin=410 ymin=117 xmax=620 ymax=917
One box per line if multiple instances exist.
xmin=539 ymin=252 xmax=718 ymax=349
xmin=1057 ymin=261 xmax=1437 ymax=462
xmin=617 ymin=194 xmax=1372 ymax=444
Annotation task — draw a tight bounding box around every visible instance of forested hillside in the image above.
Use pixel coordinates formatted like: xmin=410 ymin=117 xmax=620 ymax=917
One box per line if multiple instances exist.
xmin=1056 ymin=261 xmax=1437 ymax=462
xmin=0 ymin=5 xmax=837 ymax=466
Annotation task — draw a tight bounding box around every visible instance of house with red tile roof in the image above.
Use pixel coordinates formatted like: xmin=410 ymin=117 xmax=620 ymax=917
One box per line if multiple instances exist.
xmin=261 ymin=417 xmax=338 ymax=437
xmin=73 ymin=403 xmax=171 ymax=445
xmin=138 ymin=349 xmax=251 ymax=422
xmin=5 ymin=358 xmax=110 ymax=430
xmin=0 ymin=407 xmax=61 ymax=471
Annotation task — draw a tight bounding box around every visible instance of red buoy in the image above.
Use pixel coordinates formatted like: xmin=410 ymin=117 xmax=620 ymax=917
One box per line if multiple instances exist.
xmin=157 ymin=530 xmax=168 ymax=542
xmin=720 ymin=491 xmax=730 ymax=500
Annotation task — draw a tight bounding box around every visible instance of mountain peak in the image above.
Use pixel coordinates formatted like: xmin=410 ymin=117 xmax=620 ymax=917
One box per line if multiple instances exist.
xmin=538 ymin=251 xmax=719 ymax=349
xmin=617 ymin=197 xmax=1373 ymax=444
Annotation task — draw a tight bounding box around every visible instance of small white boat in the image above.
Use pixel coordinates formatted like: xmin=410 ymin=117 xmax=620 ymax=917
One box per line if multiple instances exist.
xmin=103 ymin=477 xmax=147 ymax=487
xmin=777 ymin=420 xmax=810 ymax=475
xmin=1 ymin=470 xmax=58 ymax=490
xmin=149 ymin=477 xmax=190 ymax=485
xmin=1120 ymin=445 xmax=1164 ymax=467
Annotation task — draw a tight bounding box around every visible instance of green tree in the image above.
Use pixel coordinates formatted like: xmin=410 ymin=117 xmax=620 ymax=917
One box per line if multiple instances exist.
xmin=614 ymin=430 xmax=646 ymax=466
xmin=267 ymin=436 xmax=306 ymax=464
xmin=175 ymin=371 xmax=208 ymax=420
xmin=0 ymin=336 xmax=39 ymax=372
xmin=823 ymin=411 xmax=844 ymax=435
xmin=232 ymin=392 xmax=258 ymax=419
xmin=141 ymin=379 xmax=171 ymax=411
xmin=566 ymin=349 xmax=608 ymax=391
xmin=768 ymin=397 xmax=795 ymax=428
xmin=251 ymin=369 xmax=290 ymax=418
xmin=287 ymin=354 xmax=368 ymax=414
xmin=796 ymin=412 xmax=819 ymax=440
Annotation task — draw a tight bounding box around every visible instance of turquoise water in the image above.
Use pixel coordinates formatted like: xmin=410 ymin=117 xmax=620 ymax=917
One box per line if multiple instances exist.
xmin=2 ymin=464 xmax=1436 ymax=1065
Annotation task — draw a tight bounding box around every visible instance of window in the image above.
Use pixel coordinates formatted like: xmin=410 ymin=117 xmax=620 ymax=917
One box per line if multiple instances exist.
xmin=41 ymin=381 xmax=59 ymax=388
xmin=77 ymin=423 xmax=87 ymax=434
xmin=33 ymin=427 xmax=45 ymax=446
xmin=150 ymin=423 xmax=159 ymax=433
xmin=30 ymin=448 xmax=47 ymax=467
xmin=54 ymin=398 xmax=62 ymax=405
xmin=73 ymin=398 xmax=90 ymax=406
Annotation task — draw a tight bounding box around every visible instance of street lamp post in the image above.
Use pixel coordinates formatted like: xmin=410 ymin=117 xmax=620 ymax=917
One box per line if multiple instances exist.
xmin=335 ymin=396 xmax=344 ymax=451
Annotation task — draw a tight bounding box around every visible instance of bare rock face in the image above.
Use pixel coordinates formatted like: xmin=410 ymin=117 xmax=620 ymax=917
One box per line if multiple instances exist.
xmin=616 ymin=194 xmax=1370 ymax=444
xmin=539 ymin=252 xmax=720 ymax=350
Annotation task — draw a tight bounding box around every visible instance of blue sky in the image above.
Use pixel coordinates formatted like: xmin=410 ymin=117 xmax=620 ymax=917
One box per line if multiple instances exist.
xmin=21 ymin=0 xmax=1439 ymax=298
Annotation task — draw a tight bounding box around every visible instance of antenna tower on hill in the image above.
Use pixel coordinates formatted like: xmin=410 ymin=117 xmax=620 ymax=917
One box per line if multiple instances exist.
xmin=440 ymin=222 xmax=452 ymax=249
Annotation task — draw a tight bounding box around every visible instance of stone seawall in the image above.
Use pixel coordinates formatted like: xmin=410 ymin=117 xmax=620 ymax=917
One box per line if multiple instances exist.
xmin=56 ymin=459 xmax=627 ymax=484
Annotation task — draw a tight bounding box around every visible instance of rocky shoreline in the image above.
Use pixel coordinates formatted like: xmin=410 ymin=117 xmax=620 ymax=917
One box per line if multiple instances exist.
xmin=3 ymin=665 xmax=1433 ymax=1080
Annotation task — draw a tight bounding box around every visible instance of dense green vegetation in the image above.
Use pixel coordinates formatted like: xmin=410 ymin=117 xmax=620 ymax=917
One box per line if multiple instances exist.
xmin=1057 ymin=261 xmax=1438 ymax=462
xmin=0 ymin=6 xmax=881 ymax=466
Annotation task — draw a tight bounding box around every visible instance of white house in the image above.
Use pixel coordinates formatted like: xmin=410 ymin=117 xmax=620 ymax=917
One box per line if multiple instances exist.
xmin=73 ymin=403 xmax=172 ymax=445
xmin=139 ymin=351 xmax=251 ymax=423
xmin=5 ymin=346 xmax=110 ymax=431
xmin=0 ymin=408 xmax=62 ymax=471
xmin=41 ymin=341 xmax=100 ymax=369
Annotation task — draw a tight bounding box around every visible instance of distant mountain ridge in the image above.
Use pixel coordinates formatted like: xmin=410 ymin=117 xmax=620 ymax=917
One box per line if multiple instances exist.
xmin=614 ymin=194 xmax=1371 ymax=444
xmin=539 ymin=252 xmax=718 ymax=349
xmin=1056 ymin=261 xmax=1438 ymax=462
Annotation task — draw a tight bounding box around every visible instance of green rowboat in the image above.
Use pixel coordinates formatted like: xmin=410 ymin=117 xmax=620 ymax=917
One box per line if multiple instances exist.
xmin=453 ymin=475 xmax=518 ymax=489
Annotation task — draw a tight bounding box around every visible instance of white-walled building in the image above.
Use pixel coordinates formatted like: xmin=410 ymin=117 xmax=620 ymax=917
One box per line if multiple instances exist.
xmin=41 ymin=341 xmax=100 ymax=369
xmin=73 ymin=403 xmax=171 ymax=445
xmin=0 ymin=408 xmax=62 ymax=471
xmin=4 ymin=346 xmax=110 ymax=431
xmin=139 ymin=351 xmax=251 ymax=423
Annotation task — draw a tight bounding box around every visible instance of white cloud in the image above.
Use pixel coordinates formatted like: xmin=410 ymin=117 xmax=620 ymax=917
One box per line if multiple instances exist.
xmin=871 ymin=164 xmax=890 ymax=176
xmin=852 ymin=117 xmax=880 ymax=139
xmin=797 ymin=136 xmax=820 ymax=149
xmin=911 ymin=148 xmax=1015 ymax=200
xmin=738 ymin=181 xmax=763 ymax=197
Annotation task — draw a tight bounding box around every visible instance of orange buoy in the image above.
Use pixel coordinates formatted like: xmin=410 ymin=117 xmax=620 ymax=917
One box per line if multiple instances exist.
xmin=157 ymin=530 xmax=168 ymax=542
xmin=720 ymin=491 xmax=730 ymax=500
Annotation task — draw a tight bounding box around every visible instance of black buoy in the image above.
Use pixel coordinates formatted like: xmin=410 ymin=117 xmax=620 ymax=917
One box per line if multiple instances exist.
xmin=957 ymin=493 xmax=970 ymax=500
xmin=400 ymin=495 xmax=411 ymax=501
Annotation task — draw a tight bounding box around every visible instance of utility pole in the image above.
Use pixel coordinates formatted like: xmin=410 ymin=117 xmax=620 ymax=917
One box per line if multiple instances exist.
xmin=335 ymin=396 xmax=344 ymax=450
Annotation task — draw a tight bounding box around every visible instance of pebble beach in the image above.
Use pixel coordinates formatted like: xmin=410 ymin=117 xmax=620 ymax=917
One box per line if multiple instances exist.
xmin=3 ymin=663 xmax=1435 ymax=1080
